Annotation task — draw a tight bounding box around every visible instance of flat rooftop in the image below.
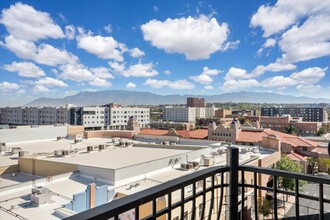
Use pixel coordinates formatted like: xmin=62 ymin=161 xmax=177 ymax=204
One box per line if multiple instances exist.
xmin=42 ymin=146 xmax=192 ymax=170
xmin=1 ymin=138 xmax=121 ymax=167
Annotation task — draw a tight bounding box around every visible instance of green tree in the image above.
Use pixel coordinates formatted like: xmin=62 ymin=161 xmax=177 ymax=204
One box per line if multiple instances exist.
xmin=258 ymin=197 xmax=273 ymax=219
xmin=317 ymin=127 xmax=327 ymax=136
xmin=316 ymin=158 xmax=330 ymax=174
xmin=238 ymin=115 xmax=245 ymax=125
xmin=276 ymin=156 xmax=306 ymax=191
xmin=283 ymin=125 xmax=299 ymax=136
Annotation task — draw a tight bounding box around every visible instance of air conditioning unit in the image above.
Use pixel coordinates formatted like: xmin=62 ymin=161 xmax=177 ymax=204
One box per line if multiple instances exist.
xmin=87 ymin=146 xmax=93 ymax=152
xmin=11 ymin=147 xmax=21 ymax=154
xmin=62 ymin=150 xmax=69 ymax=156
xmin=241 ymin=148 xmax=248 ymax=153
xmin=201 ymin=157 xmax=214 ymax=167
xmin=54 ymin=150 xmax=63 ymax=157
xmin=31 ymin=187 xmax=49 ymax=206
xmin=74 ymin=139 xmax=82 ymax=144
xmin=180 ymin=163 xmax=193 ymax=170
xmin=19 ymin=151 xmax=29 ymax=157
xmin=57 ymin=137 xmax=63 ymax=141
xmin=188 ymin=161 xmax=199 ymax=168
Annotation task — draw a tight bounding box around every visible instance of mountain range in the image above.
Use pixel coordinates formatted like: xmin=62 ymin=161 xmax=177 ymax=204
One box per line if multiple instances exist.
xmin=24 ymin=90 xmax=330 ymax=107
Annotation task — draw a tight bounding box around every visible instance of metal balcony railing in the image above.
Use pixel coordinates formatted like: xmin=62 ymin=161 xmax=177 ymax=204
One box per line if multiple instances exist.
xmin=65 ymin=147 xmax=330 ymax=220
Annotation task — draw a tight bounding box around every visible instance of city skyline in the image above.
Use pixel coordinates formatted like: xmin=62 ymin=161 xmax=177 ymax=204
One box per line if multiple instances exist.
xmin=1 ymin=0 xmax=330 ymax=106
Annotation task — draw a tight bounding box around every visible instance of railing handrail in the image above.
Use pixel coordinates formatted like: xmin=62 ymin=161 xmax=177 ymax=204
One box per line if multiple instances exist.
xmin=64 ymin=147 xmax=330 ymax=220
xmin=241 ymin=165 xmax=330 ymax=184
xmin=65 ymin=165 xmax=230 ymax=220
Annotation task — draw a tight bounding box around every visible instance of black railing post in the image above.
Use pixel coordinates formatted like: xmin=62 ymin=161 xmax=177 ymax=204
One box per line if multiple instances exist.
xmin=227 ymin=146 xmax=239 ymax=220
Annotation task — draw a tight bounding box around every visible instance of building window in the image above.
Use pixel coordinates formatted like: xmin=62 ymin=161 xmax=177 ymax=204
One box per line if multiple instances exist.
xmin=303 ymin=147 xmax=308 ymax=151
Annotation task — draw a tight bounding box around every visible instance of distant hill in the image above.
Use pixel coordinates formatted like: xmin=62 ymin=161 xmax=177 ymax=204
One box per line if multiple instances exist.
xmin=24 ymin=90 xmax=330 ymax=107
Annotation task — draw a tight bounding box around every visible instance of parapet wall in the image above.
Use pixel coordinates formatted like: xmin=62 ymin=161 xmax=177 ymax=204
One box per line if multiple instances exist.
xmin=0 ymin=125 xmax=68 ymax=143
xmin=84 ymin=130 xmax=135 ymax=139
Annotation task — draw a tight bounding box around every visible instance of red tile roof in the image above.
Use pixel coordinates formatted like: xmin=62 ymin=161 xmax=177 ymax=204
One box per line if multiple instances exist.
xmin=139 ymin=129 xmax=168 ymax=136
xmin=286 ymin=151 xmax=309 ymax=161
xmin=237 ymin=128 xmax=318 ymax=148
xmin=312 ymin=147 xmax=329 ymax=154
xmin=138 ymin=129 xmax=208 ymax=139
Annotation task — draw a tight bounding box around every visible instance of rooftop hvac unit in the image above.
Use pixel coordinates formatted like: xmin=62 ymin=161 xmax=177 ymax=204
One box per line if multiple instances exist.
xmin=62 ymin=150 xmax=69 ymax=156
xmin=241 ymin=148 xmax=248 ymax=154
xmin=99 ymin=144 xmax=105 ymax=150
xmin=31 ymin=187 xmax=49 ymax=206
xmin=57 ymin=137 xmax=63 ymax=141
xmin=18 ymin=151 xmax=29 ymax=157
xmin=164 ymin=141 xmax=170 ymax=145
xmin=211 ymin=152 xmax=218 ymax=156
xmin=74 ymin=139 xmax=82 ymax=144
xmin=87 ymin=146 xmax=93 ymax=152
xmin=11 ymin=147 xmax=21 ymax=154
xmin=54 ymin=150 xmax=63 ymax=157
xmin=217 ymin=149 xmax=226 ymax=154
xmin=0 ymin=145 xmax=6 ymax=153
xmin=188 ymin=161 xmax=199 ymax=168
xmin=180 ymin=163 xmax=193 ymax=170
xmin=201 ymin=157 xmax=214 ymax=167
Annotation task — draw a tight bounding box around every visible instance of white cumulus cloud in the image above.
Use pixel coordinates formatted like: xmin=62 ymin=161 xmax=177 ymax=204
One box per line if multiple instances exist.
xmin=3 ymin=61 xmax=45 ymax=78
xmin=191 ymin=66 xmax=222 ymax=84
xmin=36 ymin=77 xmax=68 ymax=87
xmin=141 ymin=15 xmax=236 ymax=60
xmin=90 ymin=67 xmax=114 ymax=79
xmin=1 ymin=35 xmax=78 ymax=66
xmin=108 ymin=61 xmax=126 ymax=73
xmin=257 ymin=38 xmax=276 ymax=56
xmin=77 ymin=34 xmax=125 ymax=61
xmin=251 ymin=0 xmax=330 ymax=63
xmin=59 ymin=64 xmax=95 ymax=82
xmin=122 ymin=62 xmax=158 ymax=77
xmin=33 ymin=85 xmax=50 ymax=93
xmin=126 ymin=82 xmax=136 ymax=89
xmin=253 ymin=62 xmax=296 ymax=76
xmin=225 ymin=67 xmax=253 ymax=80
xmin=129 ymin=48 xmax=145 ymax=58
xmin=65 ymin=25 xmax=76 ymax=40
xmin=89 ymin=77 xmax=112 ymax=87
xmin=144 ymin=78 xmax=194 ymax=89
xmin=290 ymin=67 xmax=327 ymax=84
xmin=222 ymin=79 xmax=260 ymax=90
xmin=0 ymin=81 xmax=20 ymax=92
xmin=0 ymin=2 xmax=64 ymax=41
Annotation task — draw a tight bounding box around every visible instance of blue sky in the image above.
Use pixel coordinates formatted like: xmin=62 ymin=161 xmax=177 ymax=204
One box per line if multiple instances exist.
xmin=0 ymin=0 xmax=330 ymax=106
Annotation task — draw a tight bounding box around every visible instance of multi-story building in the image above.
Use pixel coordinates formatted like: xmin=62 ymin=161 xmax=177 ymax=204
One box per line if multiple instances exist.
xmin=214 ymin=108 xmax=232 ymax=118
xmin=1 ymin=106 xmax=71 ymax=125
xmin=22 ymin=107 xmax=39 ymax=125
xmin=186 ymin=97 xmax=206 ymax=107
xmin=261 ymin=107 xmax=327 ymax=122
xmin=246 ymin=115 xmax=322 ymax=136
xmin=107 ymin=106 xmax=149 ymax=130
xmin=164 ymin=107 xmax=196 ymax=123
xmin=164 ymin=106 xmax=216 ymax=123
xmin=69 ymin=105 xmax=149 ymax=130
xmin=0 ymin=107 xmax=23 ymax=124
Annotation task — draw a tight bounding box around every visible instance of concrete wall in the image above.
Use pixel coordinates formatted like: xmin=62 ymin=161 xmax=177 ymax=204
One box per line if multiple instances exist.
xmin=84 ymin=130 xmax=135 ymax=139
xmin=0 ymin=164 xmax=19 ymax=175
xmin=78 ymin=166 xmax=115 ymax=184
xmin=114 ymin=147 xmax=213 ymax=183
xmin=19 ymin=157 xmax=78 ymax=176
xmin=0 ymin=125 xmax=68 ymax=143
